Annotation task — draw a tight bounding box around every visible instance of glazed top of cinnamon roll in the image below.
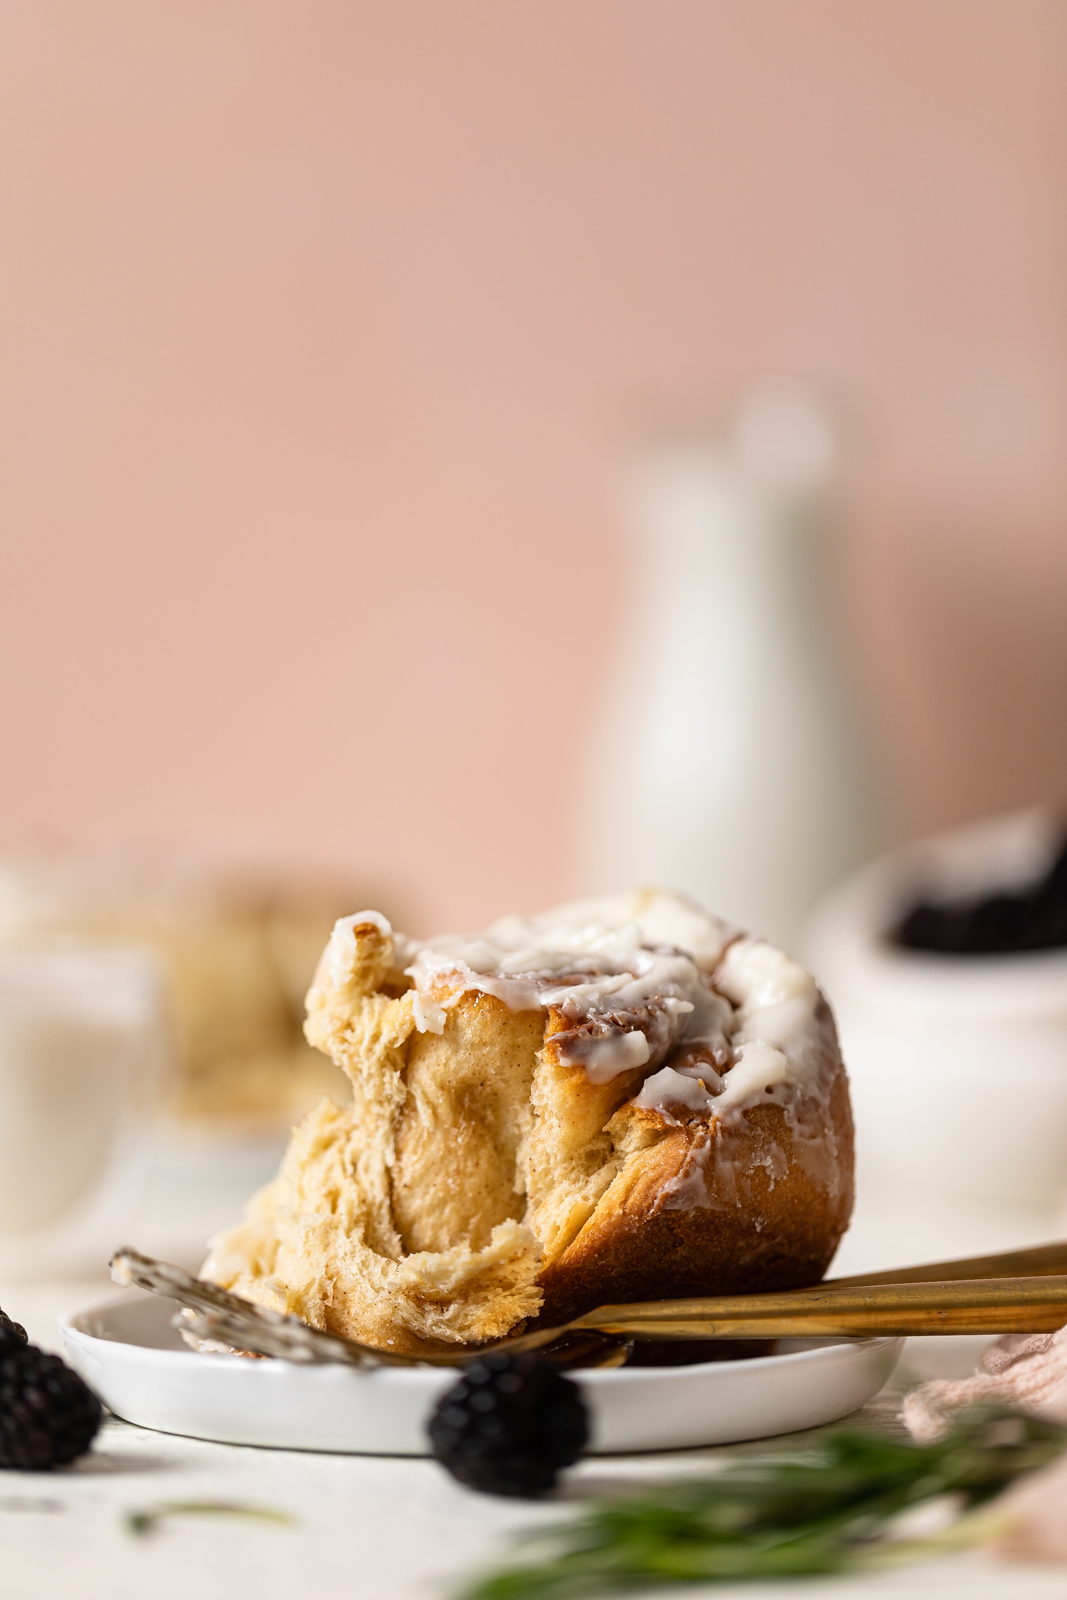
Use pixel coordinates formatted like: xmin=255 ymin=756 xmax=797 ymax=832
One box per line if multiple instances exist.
xmin=322 ymin=887 xmax=834 ymax=1127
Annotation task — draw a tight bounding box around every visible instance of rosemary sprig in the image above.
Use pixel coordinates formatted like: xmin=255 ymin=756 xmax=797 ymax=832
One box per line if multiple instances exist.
xmin=457 ymin=1407 xmax=1065 ymax=1598
xmin=125 ymin=1500 xmax=294 ymax=1537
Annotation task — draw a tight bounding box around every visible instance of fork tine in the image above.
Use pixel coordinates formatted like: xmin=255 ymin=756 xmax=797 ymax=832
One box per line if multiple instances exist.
xmin=110 ymin=1247 xmax=400 ymax=1367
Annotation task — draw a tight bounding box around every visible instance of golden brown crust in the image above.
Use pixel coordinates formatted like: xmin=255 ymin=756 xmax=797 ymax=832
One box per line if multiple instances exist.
xmin=536 ymin=1073 xmax=855 ymax=1326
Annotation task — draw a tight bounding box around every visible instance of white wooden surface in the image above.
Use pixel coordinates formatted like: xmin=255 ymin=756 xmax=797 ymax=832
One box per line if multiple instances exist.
xmin=3 ymin=1398 xmax=1067 ymax=1600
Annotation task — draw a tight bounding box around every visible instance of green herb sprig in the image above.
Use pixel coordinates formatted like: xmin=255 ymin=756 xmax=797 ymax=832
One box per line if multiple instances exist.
xmin=125 ymin=1500 xmax=294 ymax=1537
xmin=458 ymin=1407 xmax=1065 ymax=1598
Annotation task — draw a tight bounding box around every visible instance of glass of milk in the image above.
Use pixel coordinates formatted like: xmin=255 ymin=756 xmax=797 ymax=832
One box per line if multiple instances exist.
xmin=0 ymin=945 xmax=164 ymax=1275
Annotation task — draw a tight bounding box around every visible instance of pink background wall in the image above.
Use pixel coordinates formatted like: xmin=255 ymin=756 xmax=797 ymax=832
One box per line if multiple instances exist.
xmin=2 ymin=2 xmax=1066 ymax=933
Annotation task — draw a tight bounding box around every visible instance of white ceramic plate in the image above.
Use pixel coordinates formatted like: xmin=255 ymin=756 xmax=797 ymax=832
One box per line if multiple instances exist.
xmin=61 ymin=1292 xmax=901 ymax=1456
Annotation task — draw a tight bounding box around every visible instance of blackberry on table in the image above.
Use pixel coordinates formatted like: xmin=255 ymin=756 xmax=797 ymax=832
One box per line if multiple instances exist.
xmin=0 ymin=1343 xmax=102 ymax=1471
xmin=0 ymin=1307 xmax=28 ymax=1348
xmin=428 ymin=1353 xmax=588 ymax=1497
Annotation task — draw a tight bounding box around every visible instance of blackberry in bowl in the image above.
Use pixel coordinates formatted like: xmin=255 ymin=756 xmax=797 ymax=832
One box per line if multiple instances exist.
xmin=805 ymin=808 xmax=1067 ymax=1210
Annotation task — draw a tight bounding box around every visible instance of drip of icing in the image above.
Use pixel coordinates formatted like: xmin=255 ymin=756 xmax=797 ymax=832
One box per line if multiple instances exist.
xmin=411 ymin=991 xmax=447 ymax=1034
xmin=634 ymin=1065 xmax=716 ymax=1116
xmin=715 ymin=1039 xmax=790 ymax=1111
xmin=326 ymin=910 xmax=392 ymax=987
xmin=557 ymin=1028 xmax=651 ymax=1082
xmin=714 ymin=938 xmax=824 ymax=1111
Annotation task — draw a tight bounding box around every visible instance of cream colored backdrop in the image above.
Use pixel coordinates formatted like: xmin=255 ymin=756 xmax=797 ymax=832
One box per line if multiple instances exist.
xmin=1 ymin=2 xmax=1065 ymax=932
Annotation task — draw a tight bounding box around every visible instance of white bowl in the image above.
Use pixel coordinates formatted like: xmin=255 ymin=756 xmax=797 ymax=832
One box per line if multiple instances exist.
xmin=61 ymin=1292 xmax=901 ymax=1456
xmin=805 ymin=808 xmax=1067 ymax=1209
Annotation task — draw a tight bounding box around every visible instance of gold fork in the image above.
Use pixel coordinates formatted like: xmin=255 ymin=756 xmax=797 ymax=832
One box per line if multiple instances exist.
xmin=110 ymin=1242 xmax=1067 ymax=1369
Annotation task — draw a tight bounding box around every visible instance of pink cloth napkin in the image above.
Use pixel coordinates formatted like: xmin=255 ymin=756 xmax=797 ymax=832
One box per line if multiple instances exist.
xmin=904 ymin=1328 xmax=1067 ymax=1562
xmin=903 ymin=1328 xmax=1067 ymax=1443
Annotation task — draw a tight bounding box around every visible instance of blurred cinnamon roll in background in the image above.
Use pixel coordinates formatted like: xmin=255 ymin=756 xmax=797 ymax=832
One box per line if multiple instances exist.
xmin=0 ymin=850 xmax=366 ymax=1128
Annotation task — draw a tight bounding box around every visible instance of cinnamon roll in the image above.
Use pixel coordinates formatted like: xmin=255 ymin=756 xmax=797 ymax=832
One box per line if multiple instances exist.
xmin=202 ymin=890 xmax=854 ymax=1355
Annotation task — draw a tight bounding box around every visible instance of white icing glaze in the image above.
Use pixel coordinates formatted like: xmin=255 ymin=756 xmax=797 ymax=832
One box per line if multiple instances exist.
xmin=319 ymin=894 xmax=834 ymax=1147
xmin=634 ymin=1065 xmax=717 ymax=1116
xmin=411 ymin=991 xmax=448 ymax=1034
xmin=326 ymin=910 xmax=392 ymax=987
xmin=567 ymin=1028 xmax=651 ymax=1083
xmin=714 ymin=938 xmax=827 ymax=1112
xmin=716 ymin=1039 xmax=790 ymax=1111
xmin=392 ymin=890 xmax=741 ymax=1086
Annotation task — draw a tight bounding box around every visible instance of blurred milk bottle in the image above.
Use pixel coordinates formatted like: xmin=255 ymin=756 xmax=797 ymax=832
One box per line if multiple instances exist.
xmin=583 ymin=381 xmax=880 ymax=951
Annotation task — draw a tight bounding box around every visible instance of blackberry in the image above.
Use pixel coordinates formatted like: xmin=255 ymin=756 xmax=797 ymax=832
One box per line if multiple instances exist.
xmin=0 ymin=1307 xmax=28 ymax=1348
xmin=428 ymin=1353 xmax=588 ymax=1497
xmin=895 ymin=833 xmax=1067 ymax=955
xmin=0 ymin=1344 xmax=102 ymax=1470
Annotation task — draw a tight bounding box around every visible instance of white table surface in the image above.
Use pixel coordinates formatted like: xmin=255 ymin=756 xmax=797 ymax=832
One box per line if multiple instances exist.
xmin=5 ymin=1189 xmax=1067 ymax=1600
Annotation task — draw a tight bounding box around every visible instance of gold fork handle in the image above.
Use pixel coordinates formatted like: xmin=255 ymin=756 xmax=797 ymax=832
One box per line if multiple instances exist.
xmin=591 ymin=1307 xmax=1067 ymax=1340
xmin=498 ymin=1250 xmax=1067 ymax=1359
xmin=825 ymin=1240 xmax=1067 ymax=1289
xmin=566 ymin=1275 xmax=1067 ymax=1343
